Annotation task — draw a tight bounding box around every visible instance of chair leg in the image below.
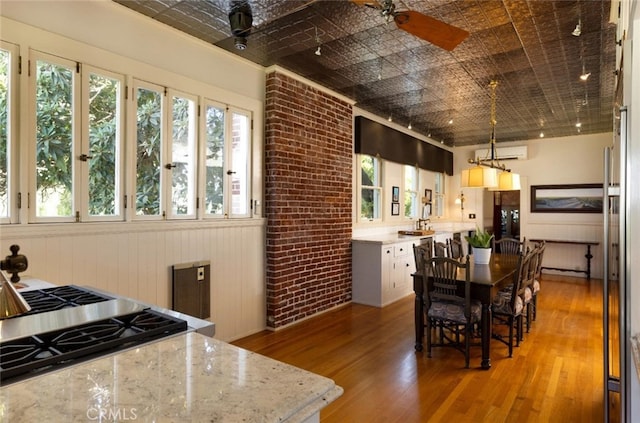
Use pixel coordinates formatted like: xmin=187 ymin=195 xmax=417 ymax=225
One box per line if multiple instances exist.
xmin=465 ymin=324 xmax=471 ymax=368
xmin=508 ymin=316 xmax=514 ymax=357
xmin=426 ymin=317 xmax=433 ymax=358
xmin=516 ymin=315 xmax=523 ymax=345
xmin=526 ymin=303 xmax=532 ymax=333
xmin=532 ymin=295 xmax=538 ymax=321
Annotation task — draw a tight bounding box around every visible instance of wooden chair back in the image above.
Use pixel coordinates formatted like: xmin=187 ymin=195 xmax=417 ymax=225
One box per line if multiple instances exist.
xmin=434 ymin=241 xmax=447 ymax=258
xmin=425 ymin=256 xmax=470 ymax=315
xmin=447 ymin=238 xmax=464 ymax=259
xmin=492 ymin=237 xmax=525 ymax=255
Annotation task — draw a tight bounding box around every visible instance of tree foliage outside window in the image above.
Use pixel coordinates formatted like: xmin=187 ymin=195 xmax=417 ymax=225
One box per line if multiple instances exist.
xmin=170 ymin=95 xmax=196 ymax=216
xmin=11 ymin=52 xmax=252 ymax=223
xmin=136 ymin=87 xmax=162 ymax=216
xmin=360 ymin=155 xmax=381 ymax=220
xmin=88 ymin=72 xmax=119 ymax=216
xmin=404 ymin=165 xmax=418 ymax=218
xmin=35 ymin=60 xmax=74 ymax=217
xmin=204 ymin=104 xmax=224 ymax=215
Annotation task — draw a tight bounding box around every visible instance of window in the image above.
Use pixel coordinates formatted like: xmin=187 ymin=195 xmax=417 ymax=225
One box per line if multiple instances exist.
xmin=83 ymin=66 xmax=124 ymax=220
xmin=404 ymin=165 xmax=418 ymax=218
xmin=134 ymin=81 xmax=199 ymax=220
xmin=134 ymin=81 xmax=163 ymax=218
xmin=31 ymin=52 xmax=79 ymax=221
xmin=202 ymin=101 xmax=251 ymax=218
xmin=359 ymin=154 xmax=382 ymax=220
xmin=434 ymin=172 xmax=445 ymax=217
xmin=9 ymin=49 xmax=255 ymax=225
xmin=168 ymin=91 xmax=197 ymax=219
xmin=30 ymin=52 xmax=124 ymax=222
xmin=0 ymin=42 xmax=18 ymax=223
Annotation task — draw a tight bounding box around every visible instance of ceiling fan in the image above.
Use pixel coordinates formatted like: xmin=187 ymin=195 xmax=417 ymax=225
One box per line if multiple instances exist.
xmin=351 ymin=0 xmax=469 ymax=51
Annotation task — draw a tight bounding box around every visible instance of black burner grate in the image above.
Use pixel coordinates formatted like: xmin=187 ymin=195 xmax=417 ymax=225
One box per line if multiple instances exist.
xmin=0 ymin=309 xmax=187 ymax=384
xmin=18 ymin=285 xmax=113 ymax=316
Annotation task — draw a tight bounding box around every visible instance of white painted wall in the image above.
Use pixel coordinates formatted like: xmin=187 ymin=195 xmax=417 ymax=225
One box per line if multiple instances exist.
xmin=453 ymin=133 xmax=612 ymax=279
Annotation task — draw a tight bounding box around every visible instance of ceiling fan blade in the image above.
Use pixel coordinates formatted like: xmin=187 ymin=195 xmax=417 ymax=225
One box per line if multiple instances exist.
xmin=394 ymin=10 xmax=469 ymax=51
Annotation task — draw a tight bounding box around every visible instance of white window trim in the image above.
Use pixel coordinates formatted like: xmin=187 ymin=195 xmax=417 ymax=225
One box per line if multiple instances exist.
xmin=0 ymin=41 xmax=19 ymax=224
xmin=80 ymin=64 xmax=126 ymax=222
xmin=28 ymin=50 xmax=80 ymax=223
xmin=357 ymin=154 xmax=383 ymax=223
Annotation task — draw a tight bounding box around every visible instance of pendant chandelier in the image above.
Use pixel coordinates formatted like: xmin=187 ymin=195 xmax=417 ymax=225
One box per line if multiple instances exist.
xmin=460 ymin=81 xmax=521 ymax=190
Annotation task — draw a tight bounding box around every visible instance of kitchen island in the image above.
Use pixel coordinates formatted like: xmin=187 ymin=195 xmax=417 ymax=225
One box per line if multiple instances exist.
xmin=1 ymin=331 xmax=342 ymax=422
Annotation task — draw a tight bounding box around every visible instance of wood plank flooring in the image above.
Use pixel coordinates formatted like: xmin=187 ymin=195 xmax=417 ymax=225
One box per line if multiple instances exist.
xmin=232 ymin=275 xmax=604 ymax=422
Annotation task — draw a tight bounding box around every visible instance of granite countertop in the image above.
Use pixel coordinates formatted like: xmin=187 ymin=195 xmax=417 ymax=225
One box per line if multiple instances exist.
xmin=0 ymin=332 xmax=343 ymax=422
xmin=352 ymin=224 xmax=476 ymax=245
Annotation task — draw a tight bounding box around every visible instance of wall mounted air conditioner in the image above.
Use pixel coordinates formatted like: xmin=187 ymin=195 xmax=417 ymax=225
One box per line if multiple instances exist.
xmin=474 ymin=145 xmax=528 ymax=161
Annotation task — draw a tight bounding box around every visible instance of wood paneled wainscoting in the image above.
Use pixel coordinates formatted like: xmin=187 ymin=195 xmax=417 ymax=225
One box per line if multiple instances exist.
xmin=233 ymin=274 xmax=604 ymax=422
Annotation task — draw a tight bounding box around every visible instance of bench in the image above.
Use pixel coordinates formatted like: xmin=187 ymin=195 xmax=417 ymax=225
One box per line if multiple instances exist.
xmin=529 ymin=239 xmax=599 ymax=279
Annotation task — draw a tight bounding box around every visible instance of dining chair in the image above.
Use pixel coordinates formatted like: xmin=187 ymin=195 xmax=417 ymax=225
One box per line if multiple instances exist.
xmin=434 ymin=241 xmax=447 ymax=258
xmin=492 ymin=236 xmax=525 ymax=255
xmin=531 ymin=241 xmax=546 ymax=321
xmin=519 ymin=247 xmax=538 ymax=336
xmin=446 ymin=238 xmax=464 ymax=260
xmin=423 ymin=255 xmax=480 ymax=368
xmin=413 ymin=242 xmax=432 ymax=277
xmin=491 ymin=251 xmax=527 ymax=357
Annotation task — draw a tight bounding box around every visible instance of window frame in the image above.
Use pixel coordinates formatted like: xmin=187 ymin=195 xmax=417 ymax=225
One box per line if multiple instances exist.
xmin=357 ymin=154 xmax=383 ymax=223
xmin=165 ymin=89 xmax=198 ymax=220
xmin=131 ymin=79 xmax=166 ymax=221
xmin=0 ymin=41 xmax=19 ymax=224
xmin=200 ymin=100 xmax=253 ymax=219
xmin=403 ymin=164 xmax=418 ymax=219
xmin=79 ymin=64 xmax=125 ymax=222
xmin=29 ymin=50 xmax=81 ymax=223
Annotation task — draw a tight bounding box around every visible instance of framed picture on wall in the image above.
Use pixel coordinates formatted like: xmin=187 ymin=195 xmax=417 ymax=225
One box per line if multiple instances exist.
xmin=530 ymin=184 xmax=603 ymax=213
xmin=424 ymin=189 xmax=432 ymax=203
xmin=392 ymin=186 xmax=400 ymax=203
xmin=391 ymin=202 xmax=400 ymax=216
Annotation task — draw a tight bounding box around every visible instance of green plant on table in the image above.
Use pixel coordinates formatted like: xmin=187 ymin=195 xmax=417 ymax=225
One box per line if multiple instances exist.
xmin=465 ymin=227 xmax=494 ymax=248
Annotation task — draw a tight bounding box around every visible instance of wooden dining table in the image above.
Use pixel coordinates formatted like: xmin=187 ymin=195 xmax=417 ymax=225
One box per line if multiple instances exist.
xmin=412 ymin=254 xmax=520 ymax=370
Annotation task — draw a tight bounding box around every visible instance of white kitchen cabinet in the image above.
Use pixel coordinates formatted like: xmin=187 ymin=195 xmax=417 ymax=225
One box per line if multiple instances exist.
xmin=352 ymin=239 xmax=416 ymax=307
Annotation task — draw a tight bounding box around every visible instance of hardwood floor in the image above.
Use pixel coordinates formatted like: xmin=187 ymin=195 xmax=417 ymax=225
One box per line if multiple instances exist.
xmin=232 ymin=275 xmax=604 ymax=422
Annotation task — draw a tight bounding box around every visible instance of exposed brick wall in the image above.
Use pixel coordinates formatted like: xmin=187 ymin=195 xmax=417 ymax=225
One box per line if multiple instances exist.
xmin=265 ymin=71 xmax=353 ymax=329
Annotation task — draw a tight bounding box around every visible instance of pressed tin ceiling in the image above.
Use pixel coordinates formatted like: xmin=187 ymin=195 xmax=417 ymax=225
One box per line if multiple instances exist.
xmin=113 ymin=0 xmax=618 ymax=147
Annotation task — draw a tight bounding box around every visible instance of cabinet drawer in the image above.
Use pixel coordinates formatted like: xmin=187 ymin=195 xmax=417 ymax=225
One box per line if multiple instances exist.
xmin=393 ymin=243 xmax=410 ymax=257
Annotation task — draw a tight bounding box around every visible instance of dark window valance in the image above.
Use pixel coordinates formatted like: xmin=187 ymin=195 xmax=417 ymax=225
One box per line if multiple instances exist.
xmin=354 ymin=116 xmax=453 ymax=175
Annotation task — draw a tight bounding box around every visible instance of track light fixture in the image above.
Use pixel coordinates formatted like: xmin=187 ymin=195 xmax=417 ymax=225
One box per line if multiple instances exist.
xmin=572 ymin=19 xmax=582 ymax=36
xmin=314 ymin=27 xmax=322 ymax=56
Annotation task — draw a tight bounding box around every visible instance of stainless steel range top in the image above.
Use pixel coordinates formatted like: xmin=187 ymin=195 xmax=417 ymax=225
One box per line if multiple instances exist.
xmin=0 ymin=284 xmax=213 ymax=385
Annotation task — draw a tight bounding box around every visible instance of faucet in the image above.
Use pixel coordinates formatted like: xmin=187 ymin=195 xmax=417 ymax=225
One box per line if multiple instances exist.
xmin=416 ymin=218 xmax=430 ymax=230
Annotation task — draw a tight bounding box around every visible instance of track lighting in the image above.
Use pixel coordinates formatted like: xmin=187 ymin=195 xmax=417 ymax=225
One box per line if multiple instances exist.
xmin=314 ymin=26 xmax=321 ymax=56
xmin=580 ymin=72 xmax=591 ymax=81
xmin=572 ymin=20 xmax=582 ymax=36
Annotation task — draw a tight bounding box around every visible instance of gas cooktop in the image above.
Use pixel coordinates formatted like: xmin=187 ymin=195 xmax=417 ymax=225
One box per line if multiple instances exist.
xmin=0 ymin=285 xmax=188 ymax=385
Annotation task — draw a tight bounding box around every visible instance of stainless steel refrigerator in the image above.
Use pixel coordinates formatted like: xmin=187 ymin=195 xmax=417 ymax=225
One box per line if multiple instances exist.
xmin=603 ymin=105 xmax=629 ymax=422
